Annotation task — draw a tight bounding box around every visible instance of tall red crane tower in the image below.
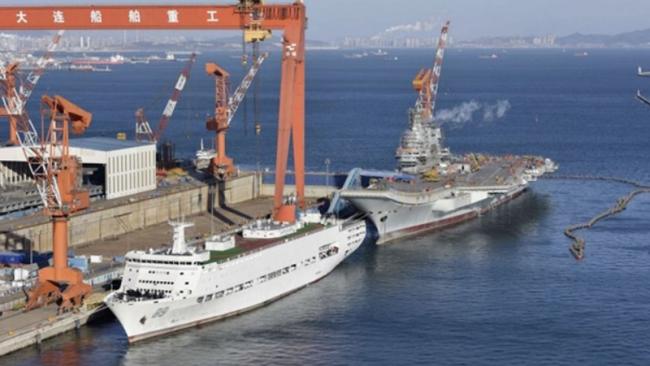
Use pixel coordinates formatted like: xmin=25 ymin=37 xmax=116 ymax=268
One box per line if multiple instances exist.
xmin=412 ymin=21 xmax=450 ymax=120
xmin=24 ymin=95 xmax=93 ymax=312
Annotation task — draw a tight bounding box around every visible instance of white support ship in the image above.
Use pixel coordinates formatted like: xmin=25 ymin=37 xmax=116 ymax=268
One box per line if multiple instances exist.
xmin=105 ymin=212 xmax=366 ymax=343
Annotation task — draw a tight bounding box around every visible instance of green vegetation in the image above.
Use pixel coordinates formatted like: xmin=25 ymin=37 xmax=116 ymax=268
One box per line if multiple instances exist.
xmin=295 ymin=223 xmax=320 ymax=236
xmin=204 ymin=223 xmax=323 ymax=265
xmin=207 ymin=247 xmax=245 ymax=263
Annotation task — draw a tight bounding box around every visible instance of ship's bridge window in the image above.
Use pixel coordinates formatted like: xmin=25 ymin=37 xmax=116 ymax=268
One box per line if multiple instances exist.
xmin=197 ymin=296 xmax=204 ymax=303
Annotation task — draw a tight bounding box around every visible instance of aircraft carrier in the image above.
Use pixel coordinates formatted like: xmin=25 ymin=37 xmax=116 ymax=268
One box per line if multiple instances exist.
xmin=339 ymin=21 xmax=557 ymax=244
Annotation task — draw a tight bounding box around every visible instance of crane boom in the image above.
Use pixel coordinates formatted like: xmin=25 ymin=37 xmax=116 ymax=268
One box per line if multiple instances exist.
xmin=412 ymin=21 xmax=450 ymax=120
xmin=20 ymin=30 xmax=65 ymax=105
xmin=0 ymin=30 xmax=64 ymax=145
xmin=136 ymin=53 xmax=197 ymax=142
xmin=156 ymin=53 xmax=196 ymax=141
xmin=205 ymin=53 xmax=267 ymax=177
xmin=227 ymin=52 xmax=268 ymax=127
xmin=429 ymin=21 xmax=449 ymax=115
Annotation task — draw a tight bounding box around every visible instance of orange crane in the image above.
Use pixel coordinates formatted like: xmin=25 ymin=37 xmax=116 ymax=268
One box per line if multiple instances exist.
xmin=412 ymin=21 xmax=450 ymax=120
xmin=22 ymin=95 xmax=93 ymax=312
xmin=135 ymin=53 xmax=197 ymax=143
xmin=0 ymin=1 xmax=307 ymax=225
xmin=0 ymin=31 xmax=64 ymax=145
xmin=1 ymin=43 xmax=92 ymax=312
xmin=206 ymin=53 xmax=268 ymax=177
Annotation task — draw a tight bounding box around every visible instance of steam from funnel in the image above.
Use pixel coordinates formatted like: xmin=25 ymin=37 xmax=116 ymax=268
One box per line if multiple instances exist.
xmin=434 ymin=99 xmax=511 ymax=127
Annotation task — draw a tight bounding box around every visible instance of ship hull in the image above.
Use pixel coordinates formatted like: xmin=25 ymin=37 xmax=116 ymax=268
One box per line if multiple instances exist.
xmin=345 ymin=185 xmax=527 ymax=245
xmin=105 ymin=221 xmax=366 ymax=343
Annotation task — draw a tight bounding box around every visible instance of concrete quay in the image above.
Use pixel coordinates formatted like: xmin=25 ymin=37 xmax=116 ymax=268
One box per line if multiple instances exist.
xmin=0 ymin=303 xmax=107 ymax=357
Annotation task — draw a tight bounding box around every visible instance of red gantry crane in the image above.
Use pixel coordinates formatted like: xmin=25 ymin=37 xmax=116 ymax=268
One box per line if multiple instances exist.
xmin=1 ymin=51 xmax=93 ymax=311
xmin=0 ymin=1 xmax=307 ymax=223
xmin=135 ymin=53 xmax=197 ymax=143
xmin=0 ymin=30 xmax=64 ymax=145
xmin=206 ymin=52 xmax=268 ymax=177
xmin=412 ymin=21 xmax=450 ymax=120
xmin=23 ymin=95 xmax=93 ymax=312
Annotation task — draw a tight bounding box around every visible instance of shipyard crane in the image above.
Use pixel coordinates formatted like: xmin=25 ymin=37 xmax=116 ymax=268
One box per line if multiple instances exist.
xmin=135 ymin=53 xmax=197 ymax=143
xmin=0 ymin=1 xmax=306 ymax=224
xmin=206 ymin=53 xmax=268 ymax=177
xmin=21 ymin=95 xmax=92 ymax=312
xmin=412 ymin=21 xmax=450 ymax=120
xmin=0 ymin=30 xmax=64 ymax=145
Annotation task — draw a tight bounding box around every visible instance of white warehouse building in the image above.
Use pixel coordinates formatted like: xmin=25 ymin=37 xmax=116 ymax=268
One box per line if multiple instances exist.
xmin=0 ymin=137 xmax=156 ymax=200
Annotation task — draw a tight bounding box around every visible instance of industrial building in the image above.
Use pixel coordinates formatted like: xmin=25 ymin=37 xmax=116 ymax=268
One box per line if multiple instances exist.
xmin=0 ymin=137 xmax=156 ymax=208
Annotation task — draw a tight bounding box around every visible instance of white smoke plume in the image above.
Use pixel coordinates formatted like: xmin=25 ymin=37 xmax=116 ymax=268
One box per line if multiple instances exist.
xmin=483 ymin=100 xmax=511 ymax=122
xmin=382 ymin=19 xmax=437 ymax=34
xmin=435 ymin=100 xmax=512 ymax=127
xmin=434 ymin=101 xmax=482 ymax=124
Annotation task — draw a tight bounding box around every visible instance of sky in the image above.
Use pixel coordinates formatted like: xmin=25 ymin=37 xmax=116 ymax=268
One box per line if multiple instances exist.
xmin=5 ymin=0 xmax=650 ymax=41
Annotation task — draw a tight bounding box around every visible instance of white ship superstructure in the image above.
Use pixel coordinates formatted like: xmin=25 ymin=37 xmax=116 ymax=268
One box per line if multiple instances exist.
xmin=105 ymin=214 xmax=366 ymax=342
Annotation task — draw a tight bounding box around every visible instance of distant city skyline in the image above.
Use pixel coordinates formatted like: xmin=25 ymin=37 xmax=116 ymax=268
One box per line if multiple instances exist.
xmin=5 ymin=0 xmax=650 ymax=42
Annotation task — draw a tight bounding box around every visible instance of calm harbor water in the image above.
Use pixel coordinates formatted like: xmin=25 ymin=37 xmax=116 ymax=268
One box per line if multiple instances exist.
xmin=4 ymin=48 xmax=650 ymax=365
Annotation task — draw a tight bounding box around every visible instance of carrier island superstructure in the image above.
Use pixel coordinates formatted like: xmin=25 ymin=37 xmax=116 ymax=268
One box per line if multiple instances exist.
xmin=340 ymin=21 xmax=557 ymax=244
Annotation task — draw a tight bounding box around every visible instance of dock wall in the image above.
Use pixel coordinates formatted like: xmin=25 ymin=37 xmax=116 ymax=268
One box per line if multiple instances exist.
xmin=1 ymin=184 xmax=209 ymax=252
xmin=1 ymin=171 xmax=338 ymax=252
